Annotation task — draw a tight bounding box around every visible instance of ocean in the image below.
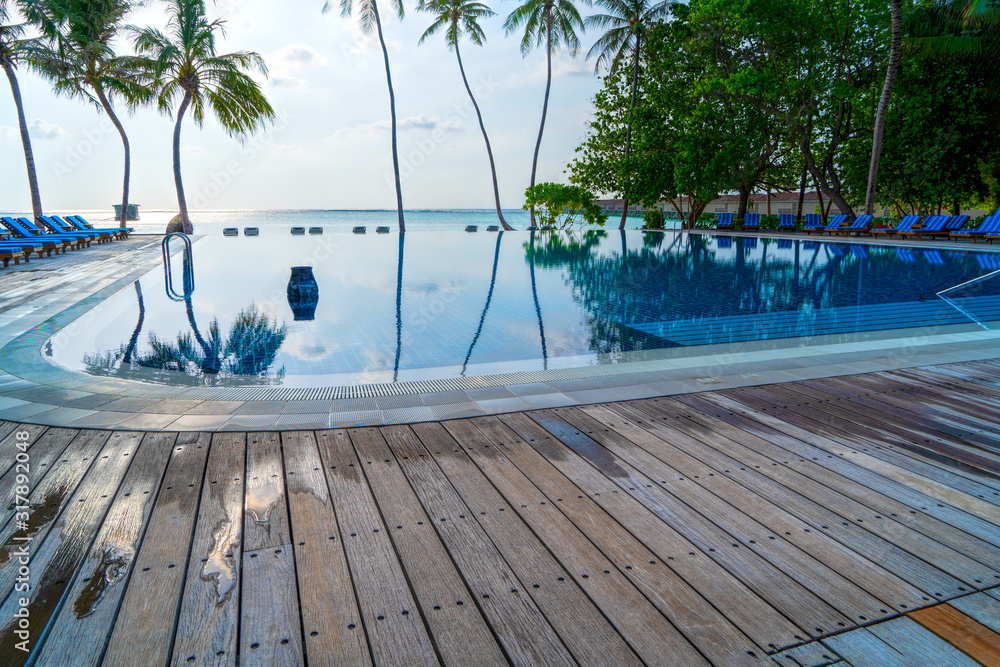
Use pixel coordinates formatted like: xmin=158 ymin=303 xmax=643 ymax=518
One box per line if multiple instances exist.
xmin=2 ymin=208 xmax=657 ymax=235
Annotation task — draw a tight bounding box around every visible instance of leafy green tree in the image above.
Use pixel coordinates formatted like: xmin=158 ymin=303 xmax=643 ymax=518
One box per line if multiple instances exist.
xmin=1 ymin=0 xmax=45 ymax=221
xmin=328 ymin=0 xmax=406 ymax=230
xmin=504 ymin=0 xmax=587 ymax=225
xmin=584 ymin=0 xmax=668 ymax=228
xmin=131 ymin=0 xmax=274 ymax=235
xmin=29 ymin=0 xmax=153 ymax=228
xmin=523 ymin=182 xmax=607 ymax=228
xmin=418 ymin=0 xmax=513 ymax=229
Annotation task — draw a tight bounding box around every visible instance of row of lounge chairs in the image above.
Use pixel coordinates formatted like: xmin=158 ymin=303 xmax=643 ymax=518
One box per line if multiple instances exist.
xmin=715 ymin=211 xmax=1000 ymax=242
xmin=0 ymin=215 xmax=132 ymax=267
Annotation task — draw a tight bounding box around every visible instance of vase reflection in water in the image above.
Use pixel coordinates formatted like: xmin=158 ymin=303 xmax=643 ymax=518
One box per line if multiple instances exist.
xmin=287 ymin=266 xmax=320 ymax=321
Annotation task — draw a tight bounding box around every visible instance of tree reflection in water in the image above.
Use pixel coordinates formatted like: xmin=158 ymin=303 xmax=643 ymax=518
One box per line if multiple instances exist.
xmin=83 ymin=284 xmax=287 ymax=384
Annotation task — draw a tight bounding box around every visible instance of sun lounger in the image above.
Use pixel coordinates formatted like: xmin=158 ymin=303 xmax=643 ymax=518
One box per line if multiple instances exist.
xmin=802 ymin=214 xmax=825 ymax=233
xmin=778 ymin=214 xmax=796 ymax=231
xmin=742 ymin=213 xmax=760 ymax=231
xmin=871 ymin=215 xmax=920 ymax=239
xmin=65 ymin=215 xmax=130 ymax=239
xmin=950 ymin=215 xmax=1000 ymax=242
xmin=465 ymin=225 xmax=478 ymax=232
xmin=819 ymin=214 xmax=850 ymax=235
xmin=715 ymin=213 xmax=735 ymax=231
xmin=0 ymin=245 xmax=28 ymax=267
xmin=308 ymin=227 xmax=323 ymax=235
xmin=487 ymin=225 xmax=500 ymax=232
xmin=833 ymin=214 xmax=874 ymax=236
xmin=291 ymin=227 xmax=305 ymax=235
xmin=375 ymin=226 xmax=389 ymax=234
xmin=1 ymin=217 xmax=83 ymax=251
xmin=39 ymin=215 xmax=109 ymax=243
xmin=244 ymin=227 xmax=259 ymax=236
xmin=898 ymin=215 xmax=949 ymax=240
xmin=223 ymin=228 xmax=238 ymax=236
xmin=353 ymin=226 xmax=366 ymax=234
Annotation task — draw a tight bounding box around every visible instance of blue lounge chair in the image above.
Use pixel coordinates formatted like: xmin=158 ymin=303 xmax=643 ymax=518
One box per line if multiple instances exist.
xmin=19 ymin=217 xmax=95 ymax=247
xmin=950 ymin=215 xmax=1000 ymax=242
xmin=66 ymin=215 xmax=130 ymax=239
xmin=716 ymin=213 xmax=735 ymax=230
xmin=898 ymin=215 xmax=949 ymax=240
xmin=871 ymin=215 xmax=920 ymax=239
xmin=833 ymin=214 xmax=874 ymax=236
xmin=0 ymin=244 xmax=29 ymax=267
xmin=778 ymin=214 xmax=797 ymax=231
xmin=812 ymin=214 xmax=849 ymax=235
xmin=803 ymin=214 xmax=825 ymax=233
xmin=1 ymin=217 xmax=82 ymax=251
xmin=40 ymin=215 xmax=110 ymax=243
xmin=742 ymin=213 xmax=760 ymax=231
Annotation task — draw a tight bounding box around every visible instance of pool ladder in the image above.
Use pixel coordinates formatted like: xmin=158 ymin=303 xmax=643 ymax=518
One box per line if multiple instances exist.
xmin=163 ymin=233 xmax=195 ymax=301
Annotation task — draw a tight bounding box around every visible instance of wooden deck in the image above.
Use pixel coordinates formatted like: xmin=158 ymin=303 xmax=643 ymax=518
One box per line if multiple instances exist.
xmin=1 ymin=360 xmax=999 ymax=665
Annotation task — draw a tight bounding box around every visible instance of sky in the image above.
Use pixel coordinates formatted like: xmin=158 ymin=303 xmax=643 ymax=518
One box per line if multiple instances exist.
xmin=0 ymin=0 xmax=605 ymax=213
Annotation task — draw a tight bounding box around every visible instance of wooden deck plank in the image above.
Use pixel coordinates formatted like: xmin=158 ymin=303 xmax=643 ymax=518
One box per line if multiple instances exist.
xmin=674 ymin=391 xmax=1000 ymax=560
xmin=170 ymin=433 xmax=246 ymax=667
xmin=819 ymin=628 xmax=917 ymax=667
xmin=753 ymin=382 xmax=1000 ymax=496
xmin=910 ymin=603 xmax=1000 ymax=666
xmin=0 ymin=431 xmax=145 ymax=666
xmin=496 ymin=411 xmax=841 ymax=644
xmin=0 ymin=430 xmax=113 ymax=599
xmin=789 ymin=380 xmax=1000 ymax=472
xmin=36 ymin=432 xmax=181 ymax=667
xmin=948 ymin=591 xmax=1000 ymax=635
xmin=466 ymin=415 xmax=808 ymax=654
xmin=684 ymin=391 xmax=1000 ymax=551
xmin=100 ymin=433 xmax=211 ymax=667
xmin=574 ymin=403 xmax=934 ymax=611
xmin=0 ymin=421 xmax=19 ymax=442
xmin=0 ymin=428 xmax=78 ymax=531
xmin=0 ymin=423 xmax=48 ymax=478
xmin=280 ymin=430 xmax=371 ymax=667
xmin=314 ymin=429 xmax=439 ymax=666
xmin=347 ymin=427 xmax=507 ymax=666
xmin=441 ymin=419 xmax=726 ymax=665
xmin=239 ymin=544 xmax=303 ymax=666
xmin=721 ymin=387 xmax=1000 ymax=524
xmin=532 ymin=408 xmax=894 ymax=628
xmin=613 ymin=399 xmax=998 ymax=595
xmin=866 ymin=616 xmax=980 ymax=666
xmin=769 ymin=640 xmax=844 ymax=667
xmin=406 ymin=421 xmax=640 ymax=666
xmin=455 ymin=416 xmax=773 ymax=664
xmin=242 ymin=432 xmax=291 ymax=552
xmin=239 ymin=431 xmax=302 ymax=666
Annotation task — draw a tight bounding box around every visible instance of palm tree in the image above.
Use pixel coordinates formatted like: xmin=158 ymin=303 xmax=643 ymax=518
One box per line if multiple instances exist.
xmin=1 ymin=0 xmax=44 ymax=222
xmin=29 ymin=0 xmax=153 ymax=229
xmin=419 ymin=0 xmax=513 ymax=230
xmin=585 ymin=0 xmax=668 ymax=229
xmin=131 ymin=0 xmax=274 ymax=235
xmin=865 ymin=0 xmax=902 ymax=215
xmin=504 ymin=0 xmax=586 ymax=226
xmin=327 ymin=0 xmax=406 ymax=231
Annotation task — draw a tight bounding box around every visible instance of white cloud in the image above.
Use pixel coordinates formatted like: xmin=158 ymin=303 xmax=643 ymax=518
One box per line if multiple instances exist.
xmin=335 ymin=115 xmax=464 ymax=138
xmin=181 ymin=145 xmax=208 ymax=155
xmin=0 ymin=126 xmax=15 ymax=139
xmin=269 ymin=43 xmax=329 ymax=68
xmin=28 ymin=119 xmax=67 ymax=139
xmin=271 ymin=75 xmax=306 ymax=89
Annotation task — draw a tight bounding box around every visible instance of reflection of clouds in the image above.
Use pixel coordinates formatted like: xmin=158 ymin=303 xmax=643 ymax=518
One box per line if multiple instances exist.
xmin=282 ymin=327 xmax=339 ymax=361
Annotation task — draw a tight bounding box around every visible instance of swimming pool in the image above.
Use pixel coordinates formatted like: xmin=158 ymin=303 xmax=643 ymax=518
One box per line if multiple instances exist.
xmin=47 ymin=231 xmax=1000 ymax=388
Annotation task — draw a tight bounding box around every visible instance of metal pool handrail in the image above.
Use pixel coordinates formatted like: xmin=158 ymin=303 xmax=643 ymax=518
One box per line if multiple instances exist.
xmin=162 ymin=232 xmax=195 ymax=301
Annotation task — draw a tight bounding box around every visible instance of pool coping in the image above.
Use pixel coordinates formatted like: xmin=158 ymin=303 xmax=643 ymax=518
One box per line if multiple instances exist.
xmin=1 ymin=231 xmax=999 ymax=431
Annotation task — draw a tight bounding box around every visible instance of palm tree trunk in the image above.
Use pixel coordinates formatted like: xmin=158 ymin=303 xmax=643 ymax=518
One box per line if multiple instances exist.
xmin=456 ymin=42 xmax=512 ymax=230
xmin=529 ymin=23 xmax=553 ymax=226
xmin=3 ymin=61 xmax=43 ymax=222
xmin=174 ymin=91 xmax=193 ymax=234
xmin=95 ymin=85 xmax=130 ymax=229
xmin=372 ymin=0 xmax=405 ymax=231
xmin=462 ymin=231 xmax=503 ymax=374
xmin=865 ymin=0 xmax=902 ymax=215
xmin=393 ymin=231 xmax=405 ymax=382
xmin=619 ymin=38 xmax=641 ymax=231
xmin=123 ymin=281 xmax=145 ymax=364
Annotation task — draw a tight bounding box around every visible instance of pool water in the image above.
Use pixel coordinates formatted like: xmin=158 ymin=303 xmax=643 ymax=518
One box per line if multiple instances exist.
xmin=48 ymin=231 xmax=1000 ymax=388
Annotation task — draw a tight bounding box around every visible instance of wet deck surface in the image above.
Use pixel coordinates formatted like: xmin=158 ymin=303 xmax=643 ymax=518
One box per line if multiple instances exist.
xmin=0 ymin=360 xmax=998 ymax=665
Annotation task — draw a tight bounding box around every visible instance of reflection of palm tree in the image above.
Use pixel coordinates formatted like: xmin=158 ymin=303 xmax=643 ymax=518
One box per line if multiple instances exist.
xmin=393 ymin=232 xmax=405 ymax=381
xmin=529 ymin=230 xmax=548 ymax=368
xmin=462 ymin=230 xmax=503 ymax=374
xmin=122 ymin=281 xmax=144 ymax=364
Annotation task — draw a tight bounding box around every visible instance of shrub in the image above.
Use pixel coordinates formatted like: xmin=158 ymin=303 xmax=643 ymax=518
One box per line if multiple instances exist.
xmin=523 ymin=183 xmax=607 ymax=229
xmin=643 ymin=209 xmax=665 ymax=228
